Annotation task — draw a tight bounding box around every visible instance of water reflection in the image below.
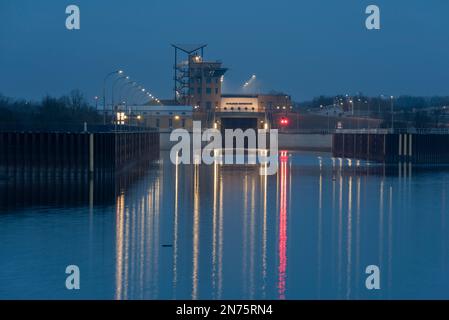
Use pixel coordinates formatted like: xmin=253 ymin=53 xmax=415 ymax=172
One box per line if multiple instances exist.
xmin=192 ymin=164 xmax=199 ymax=300
xmin=277 ymin=151 xmax=288 ymax=299
xmin=2 ymin=152 xmax=449 ymax=299
xmin=114 ymin=162 xmax=162 ymax=300
xmin=0 ymin=163 xmax=155 ymax=210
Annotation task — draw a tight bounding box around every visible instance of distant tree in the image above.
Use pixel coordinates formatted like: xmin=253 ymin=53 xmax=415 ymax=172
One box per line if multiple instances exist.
xmin=0 ymin=91 xmax=102 ymax=127
xmin=429 ymin=96 xmax=449 ymax=107
xmin=396 ymin=96 xmax=428 ymax=109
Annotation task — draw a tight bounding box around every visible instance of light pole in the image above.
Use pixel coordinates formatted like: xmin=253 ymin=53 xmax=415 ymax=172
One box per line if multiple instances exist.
xmin=119 ymin=80 xmax=134 ymax=104
xmin=378 ymin=94 xmax=384 ymax=116
xmin=140 ymin=88 xmax=147 ymax=104
xmin=103 ymin=70 xmax=123 ymax=125
xmin=123 ymin=81 xmax=138 ymax=106
xmin=366 ymin=100 xmax=370 ymax=130
xmin=132 ymin=86 xmax=153 ymax=105
xmin=144 ymin=92 xmax=152 ymax=105
xmin=321 ymin=104 xmax=330 ymax=132
xmin=143 ymin=91 xmax=155 ymax=105
xmin=357 ymin=98 xmax=361 ymax=129
xmin=94 ymin=96 xmax=99 ymax=111
xmin=118 ymin=79 xmax=134 ymax=115
xmin=131 ymin=86 xmax=143 ymax=105
xmin=111 ymin=75 xmax=128 ymax=119
xmin=390 ymin=95 xmax=394 ymax=131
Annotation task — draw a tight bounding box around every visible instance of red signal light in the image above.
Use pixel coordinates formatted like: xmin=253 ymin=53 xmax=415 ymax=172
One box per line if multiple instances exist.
xmin=280 ymin=117 xmax=289 ymax=126
xmin=280 ymin=150 xmax=289 ymax=161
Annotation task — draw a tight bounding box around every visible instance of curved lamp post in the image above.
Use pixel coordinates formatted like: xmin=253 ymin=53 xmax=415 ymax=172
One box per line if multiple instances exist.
xmin=122 ymin=81 xmax=138 ymax=107
xmin=131 ymin=86 xmax=144 ymax=105
xmin=111 ymin=75 xmax=128 ymax=117
xmin=119 ymin=80 xmax=135 ymax=104
xmin=103 ymin=70 xmax=123 ymax=124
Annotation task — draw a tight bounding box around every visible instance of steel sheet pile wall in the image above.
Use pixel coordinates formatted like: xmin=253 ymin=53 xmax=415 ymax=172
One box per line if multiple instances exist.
xmin=0 ymin=131 xmax=159 ymax=175
xmin=332 ymin=133 xmax=449 ymax=163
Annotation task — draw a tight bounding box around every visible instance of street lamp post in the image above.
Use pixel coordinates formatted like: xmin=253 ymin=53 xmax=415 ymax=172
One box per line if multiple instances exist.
xmin=357 ymin=98 xmax=361 ymax=129
xmin=131 ymin=87 xmax=152 ymax=106
xmin=349 ymin=99 xmax=354 ymax=129
xmin=94 ymin=96 xmax=99 ymax=111
xmin=118 ymin=80 xmax=137 ymax=117
xmin=123 ymin=82 xmax=138 ymax=107
xmin=111 ymin=75 xmax=128 ymax=120
xmin=140 ymin=88 xmax=147 ymax=105
xmin=378 ymin=95 xmax=383 ymax=116
xmin=390 ymin=96 xmax=394 ymax=131
xmin=119 ymin=80 xmax=134 ymax=104
xmin=366 ymin=100 xmax=370 ymax=130
xmin=103 ymin=70 xmax=123 ymax=125
xmin=144 ymin=92 xmax=152 ymax=105
xmin=131 ymin=86 xmax=143 ymax=106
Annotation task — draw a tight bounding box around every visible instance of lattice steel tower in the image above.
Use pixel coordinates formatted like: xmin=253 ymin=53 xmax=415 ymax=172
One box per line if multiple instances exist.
xmin=172 ymin=44 xmax=207 ymax=105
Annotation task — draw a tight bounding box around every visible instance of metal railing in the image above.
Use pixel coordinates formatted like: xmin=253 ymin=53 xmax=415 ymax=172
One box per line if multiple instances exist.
xmin=0 ymin=122 xmax=158 ymax=133
xmin=266 ymin=128 xmax=449 ymax=135
xmin=335 ymin=128 xmax=449 ymax=135
xmin=277 ymin=128 xmax=335 ymax=134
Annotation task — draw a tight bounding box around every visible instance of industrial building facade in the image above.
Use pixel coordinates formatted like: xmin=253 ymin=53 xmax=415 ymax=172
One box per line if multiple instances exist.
xmin=110 ymin=45 xmax=294 ymax=131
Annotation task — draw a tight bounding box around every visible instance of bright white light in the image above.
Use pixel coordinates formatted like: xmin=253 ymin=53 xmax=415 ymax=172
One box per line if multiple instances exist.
xmin=242 ymin=74 xmax=256 ymax=88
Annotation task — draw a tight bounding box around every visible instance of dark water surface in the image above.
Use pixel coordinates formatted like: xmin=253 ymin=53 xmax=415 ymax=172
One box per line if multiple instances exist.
xmin=1 ymin=151 xmax=449 ymax=299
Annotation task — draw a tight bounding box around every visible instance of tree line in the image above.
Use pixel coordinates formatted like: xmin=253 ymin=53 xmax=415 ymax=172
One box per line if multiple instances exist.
xmin=0 ymin=90 xmax=102 ymax=127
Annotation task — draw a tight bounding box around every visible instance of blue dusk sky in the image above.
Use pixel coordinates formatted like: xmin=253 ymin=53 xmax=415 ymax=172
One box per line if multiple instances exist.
xmin=1 ymin=0 xmax=449 ymax=103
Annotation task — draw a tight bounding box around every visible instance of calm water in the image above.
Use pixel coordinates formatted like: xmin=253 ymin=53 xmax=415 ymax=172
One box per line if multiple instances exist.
xmin=1 ymin=151 xmax=449 ymax=300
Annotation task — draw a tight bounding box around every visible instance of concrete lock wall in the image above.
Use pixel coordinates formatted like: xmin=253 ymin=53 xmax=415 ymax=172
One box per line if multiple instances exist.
xmin=278 ymin=133 xmax=332 ymax=151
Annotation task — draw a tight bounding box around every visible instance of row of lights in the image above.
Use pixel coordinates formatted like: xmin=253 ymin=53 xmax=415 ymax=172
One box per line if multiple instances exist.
xmin=334 ymin=94 xmax=395 ymax=106
xmin=243 ymin=74 xmax=256 ymax=88
xmin=101 ymin=69 xmax=161 ymax=109
xmin=276 ymin=106 xmax=293 ymax=110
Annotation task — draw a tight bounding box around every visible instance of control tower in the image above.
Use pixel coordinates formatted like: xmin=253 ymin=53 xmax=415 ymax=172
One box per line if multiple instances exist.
xmin=172 ymin=44 xmax=227 ymax=126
